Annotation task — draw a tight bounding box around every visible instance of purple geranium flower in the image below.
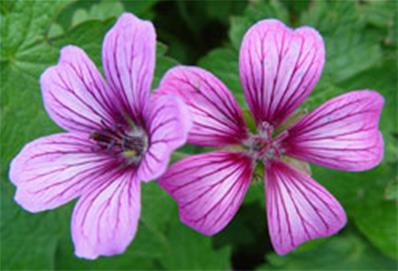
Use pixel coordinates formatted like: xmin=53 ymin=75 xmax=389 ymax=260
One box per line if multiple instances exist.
xmin=157 ymin=19 xmax=384 ymax=255
xmin=9 ymin=13 xmax=191 ymax=259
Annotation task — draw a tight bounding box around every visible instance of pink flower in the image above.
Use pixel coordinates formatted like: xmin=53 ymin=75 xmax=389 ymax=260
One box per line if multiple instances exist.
xmin=158 ymin=20 xmax=384 ymax=255
xmin=9 ymin=13 xmax=191 ymax=259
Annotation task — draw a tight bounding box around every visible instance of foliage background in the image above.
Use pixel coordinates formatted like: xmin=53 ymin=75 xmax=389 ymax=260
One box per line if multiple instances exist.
xmin=1 ymin=0 xmax=397 ymax=270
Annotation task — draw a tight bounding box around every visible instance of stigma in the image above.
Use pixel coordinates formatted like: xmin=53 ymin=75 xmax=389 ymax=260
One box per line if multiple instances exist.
xmin=242 ymin=121 xmax=288 ymax=162
xmin=90 ymin=123 xmax=148 ymax=166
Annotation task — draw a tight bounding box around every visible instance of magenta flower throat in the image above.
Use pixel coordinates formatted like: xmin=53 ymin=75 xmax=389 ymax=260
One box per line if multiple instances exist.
xmin=158 ymin=20 xmax=384 ymax=255
xmin=9 ymin=13 xmax=191 ymax=259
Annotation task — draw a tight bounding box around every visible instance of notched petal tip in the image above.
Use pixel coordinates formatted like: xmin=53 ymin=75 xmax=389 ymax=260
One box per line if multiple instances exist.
xmin=265 ymin=161 xmax=347 ymax=255
xmin=285 ymin=89 xmax=385 ymax=172
xmin=159 ymin=151 xmax=253 ymax=236
xmin=110 ymin=12 xmax=156 ymax=41
xmin=245 ymin=19 xmax=287 ymax=34
xmin=138 ymin=94 xmax=192 ymax=182
xmin=239 ymin=18 xmax=325 ymax=126
xmin=102 ymin=12 xmax=156 ymax=123
xmin=72 ymin=175 xmax=141 ymax=260
xmin=40 ymin=44 xmax=114 ymax=133
xmin=116 ymin=12 xmax=153 ymax=27
xmin=59 ymin=45 xmax=86 ymax=62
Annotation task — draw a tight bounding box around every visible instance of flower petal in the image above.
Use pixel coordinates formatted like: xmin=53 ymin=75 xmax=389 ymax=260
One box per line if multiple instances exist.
xmin=9 ymin=133 xmax=113 ymax=212
xmin=284 ymin=90 xmax=384 ymax=171
xmin=265 ymin=160 xmax=346 ymax=255
xmin=158 ymin=66 xmax=249 ymax=147
xmin=138 ymin=94 xmax=192 ymax=182
xmin=239 ymin=19 xmax=325 ymax=127
xmin=102 ymin=13 xmax=155 ymax=124
xmin=41 ymin=46 xmax=116 ymax=133
xmin=159 ymin=151 xmax=254 ymax=235
xmin=72 ymin=172 xmax=140 ymax=259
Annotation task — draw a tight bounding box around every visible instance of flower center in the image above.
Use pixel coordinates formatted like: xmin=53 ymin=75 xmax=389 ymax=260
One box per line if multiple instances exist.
xmin=242 ymin=121 xmax=287 ymax=162
xmin=90 ymin=123 xmax=148 ymax=166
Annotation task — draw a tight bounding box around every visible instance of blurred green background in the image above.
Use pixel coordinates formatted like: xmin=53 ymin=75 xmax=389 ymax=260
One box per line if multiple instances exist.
xmin=1 ymin=0 xmax=397 ymax=270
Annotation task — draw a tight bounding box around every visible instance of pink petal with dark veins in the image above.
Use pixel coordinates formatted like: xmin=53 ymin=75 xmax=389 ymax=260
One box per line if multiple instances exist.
xmin=239 ymin=19 xmax=324 ymax=127
xmin=9 ymin=133 xmax=115 ymax=212
xmin=158 ymin=66 xmax=249 ymax=147
xmin=102 ymin=13 xmax=155 ymax=124
xmin=265 ymin=160 xmax=346 ymax=255
xmin=41 ymin=46 xmax=115 ymax=133
xmin=159 ymin=151 xmax=254 ymax=235
xmin=72 ymin=171 xmax=140 ymax=259
xmin=284 ymin=90 xmax=384 ymax=171
xmin=138 ymin=94 xmax=192 ymax=182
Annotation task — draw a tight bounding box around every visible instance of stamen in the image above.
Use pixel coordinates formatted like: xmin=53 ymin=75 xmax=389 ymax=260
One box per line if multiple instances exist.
xmin=90 ymin=122 xmax=148 ymax=166
xmin=257 ymin=121 xmax=273 ymax=139
xmin=242 ymin=121 xmax=287 ymax=162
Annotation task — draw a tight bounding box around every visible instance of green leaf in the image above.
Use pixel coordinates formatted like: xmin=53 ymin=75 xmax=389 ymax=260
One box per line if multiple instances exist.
xmin=160 ymin=219 xmax=231 ymax=270
xmin=258 ymin=231 xmax=397 ymax=270
xmin=122 ymin=0 xmax=158 ymax=19
xmin=300 ymin=1 xmax=383 ymax=84
xmin=1 ymin=0 xmax=73 ymax=168
xmin=0 ymin=2 xmax=75 ymax=269
xmin=385 ymin=177 xmax=398 ymax=201
xmin=359 ymin=0 xmax=397 ymax=47
xmin=0 ymin=182 xmax=61 ymax=270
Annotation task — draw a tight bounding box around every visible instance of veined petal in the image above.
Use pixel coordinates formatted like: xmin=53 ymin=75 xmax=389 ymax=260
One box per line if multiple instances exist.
xmin=265 ymin=160 xmax=346 ymax=255
xmin=138 ymin=94 xmax=192 ymax=182
xmin=72 ymin=172 xmax=140 ymax=259
xmin=158 ymin=66 xmax=249 ymax=147
xmin=239 ymin=19 xmax=325 ymax=127
xmin=41 ymin=46 xmax=115 ymax=133
xmin=284 ymin=90 xmax=384 ymax=171
xmin=159 ymin=151 xmax=254 ymax=235
xmin=102 ymin=13 xmax=155 ymax=124
xmin=9 ymin=133 xmax=113 ymax=212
